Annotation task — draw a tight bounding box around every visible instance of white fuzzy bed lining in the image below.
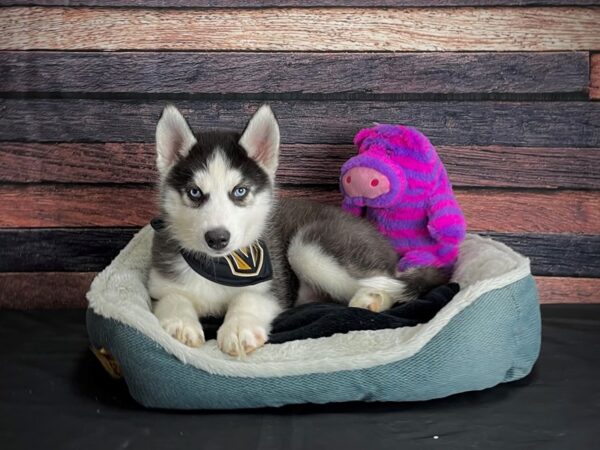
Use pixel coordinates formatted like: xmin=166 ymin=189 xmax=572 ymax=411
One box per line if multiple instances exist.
xmin=87 ymin=226 xmax=531 ymax=378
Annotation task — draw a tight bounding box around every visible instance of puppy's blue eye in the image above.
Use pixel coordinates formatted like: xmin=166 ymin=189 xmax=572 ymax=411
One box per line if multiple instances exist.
xmin=232 ymin=186 xmax=248 ymax=199
xmin=187 ymin=187 xmax=203 ymax=200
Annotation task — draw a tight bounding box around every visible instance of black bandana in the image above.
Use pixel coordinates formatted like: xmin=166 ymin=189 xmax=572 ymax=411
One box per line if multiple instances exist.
xmin=151 ymin=218 xmax=273 ymax=287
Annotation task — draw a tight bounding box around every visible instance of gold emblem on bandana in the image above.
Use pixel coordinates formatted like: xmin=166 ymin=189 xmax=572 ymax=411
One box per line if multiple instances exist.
xmin=224 ymin=242 xmax=264 ymax=277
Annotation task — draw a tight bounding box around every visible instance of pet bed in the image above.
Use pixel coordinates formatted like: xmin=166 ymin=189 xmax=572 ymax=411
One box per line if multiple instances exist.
xmin=86 ymin=225 xmax=541 ymax=410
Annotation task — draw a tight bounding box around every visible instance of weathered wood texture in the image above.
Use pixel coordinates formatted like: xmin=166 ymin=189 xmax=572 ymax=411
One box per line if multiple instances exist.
xmin=536 ymin=277 xmax=600 ymax=304
xmin=591 ymin=53 xmax=600 ymax=100
xmin=0 ymin=143 xmax=157 ymax=185
xmin=0 ymin=228 xmax=138 ymax=272
xmin=0 ymin=272 xmax=597 ymax=309
xmin=1 ymin=3 xmax=599 ymax=306
xmin=0 ymin=228 xmax=597 ymax=277
xmin=0 ymin=186 xmax=598 ymax=234
xmin=5 ymin=1 xmax=600 ymax=7
xmin=437 ymin=146 xmax=600 ymax=189
xmin=483 ymin=233 xmax=600 ymax=277
xmin=0 ymin=272 xmax=95 ymax=309
xmin=0 ymin=52 xmax=590 ymax=96
xmin=2 ymin=142 xmax=599 ymax=189
xmin=2 ymin=100 xmax=599 ymax=147
xmin=2 ymin=7 xmax=600 ymax=51
xmin=457 ymin=191 xmax=600 ymax=234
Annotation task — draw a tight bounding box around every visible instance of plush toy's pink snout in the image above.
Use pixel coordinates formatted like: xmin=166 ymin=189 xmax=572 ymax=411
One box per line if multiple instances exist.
xmin=342 ymin=167 xmax=391 ymax=199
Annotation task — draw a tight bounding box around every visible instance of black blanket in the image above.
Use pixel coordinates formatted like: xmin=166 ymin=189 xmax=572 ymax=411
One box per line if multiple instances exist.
xmin=201 ymin=283 xmax=459 ymax=343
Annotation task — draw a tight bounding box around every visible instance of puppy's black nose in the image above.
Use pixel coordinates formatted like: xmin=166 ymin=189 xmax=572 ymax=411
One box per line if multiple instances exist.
xmin=205 ymin=228 xmax=230 ymax=250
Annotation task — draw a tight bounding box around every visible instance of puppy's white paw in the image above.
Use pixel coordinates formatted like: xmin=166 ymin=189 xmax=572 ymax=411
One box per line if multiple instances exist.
xmin=217 ymin=318 xmax=267 ymax=357
xmin=349 ymin=288 xmax=392 ymax=313
xmin=160 ymin=317 xmax=205 ymax=348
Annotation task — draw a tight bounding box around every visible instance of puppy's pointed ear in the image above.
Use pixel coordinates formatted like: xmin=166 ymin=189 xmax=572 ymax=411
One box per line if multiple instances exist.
xmin=239 ymin=104 xmax=280 ymax=176
xmin=155 ymin=104 xmax=197 ymax=175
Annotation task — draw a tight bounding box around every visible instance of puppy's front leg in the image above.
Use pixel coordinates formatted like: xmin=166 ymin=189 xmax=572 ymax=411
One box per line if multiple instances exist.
xmin=154 ymin=294 xmax=205 ymax=348
xmin=217 ymin=292 xmax=281 ymax=357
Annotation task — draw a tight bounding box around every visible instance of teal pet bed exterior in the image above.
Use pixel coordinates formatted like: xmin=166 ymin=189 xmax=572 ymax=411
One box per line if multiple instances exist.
xmin=86 ymin=226 xmax=541 ymax=410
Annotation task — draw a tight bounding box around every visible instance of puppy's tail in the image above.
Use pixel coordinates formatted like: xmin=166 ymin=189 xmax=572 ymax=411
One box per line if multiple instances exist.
xmin=394 ymin=266 xmax=450 ymax=302
xmin=359 ymin=266 xmax=450 ymax=304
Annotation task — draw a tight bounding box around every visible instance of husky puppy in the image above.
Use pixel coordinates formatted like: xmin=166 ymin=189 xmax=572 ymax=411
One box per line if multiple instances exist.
xmin=149 ymin=104 xmax=447 ymax=356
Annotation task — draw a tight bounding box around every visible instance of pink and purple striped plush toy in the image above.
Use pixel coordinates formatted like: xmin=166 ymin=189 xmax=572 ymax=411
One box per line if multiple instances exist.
xmin=340 ymin=124 xmax=466 ymax=271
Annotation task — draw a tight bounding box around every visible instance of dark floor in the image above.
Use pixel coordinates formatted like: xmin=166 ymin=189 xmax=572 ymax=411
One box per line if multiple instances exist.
xmin=1 ymin=305 xmax=599 ymax=450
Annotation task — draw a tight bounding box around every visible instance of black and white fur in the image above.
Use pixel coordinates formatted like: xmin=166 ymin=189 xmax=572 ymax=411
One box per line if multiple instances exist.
xmin=149 ymin=104 xmax=447 ymax=356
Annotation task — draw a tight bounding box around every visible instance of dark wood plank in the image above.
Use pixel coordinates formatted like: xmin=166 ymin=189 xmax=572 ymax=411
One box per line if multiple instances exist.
xmin=483 ymin=233 xmax=600 ymax=277
xmin=1 ymin=185 xmax=598 ymax=235
xmin=4 ymin=1 xmax=599 ymax=7
xmin=3 ymin=7 xmax=600 ymax=52
xmin=2 ymin=100 xmax=599 ymax=147
xmin=0 ymin=228 xmax=138 ymax=272
xmin=536 ymin=277 xmax=600 ymax=304
xmin=2 ymin=142 xmax=599 ymax=189
xmin=0 ymin=52 xmax=589 ymax=96
xmin=0 ymin=228 xmax=597 ymax=276
xmin=591 ymin=53 xmax=600 ymax=100
xmin=0 ymin=272 xmax=94 ymax=309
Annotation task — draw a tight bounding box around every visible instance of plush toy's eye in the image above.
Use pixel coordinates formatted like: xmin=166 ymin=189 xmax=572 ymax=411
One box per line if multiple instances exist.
xmin=232 ymin=186 xmax=249 ymax=199
xmin=187 ymin=187 xmax=203 ymax=200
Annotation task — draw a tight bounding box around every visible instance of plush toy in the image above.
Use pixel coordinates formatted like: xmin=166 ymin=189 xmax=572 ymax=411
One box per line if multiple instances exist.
xmin=340 ymin=124 xmax=466 ymax=271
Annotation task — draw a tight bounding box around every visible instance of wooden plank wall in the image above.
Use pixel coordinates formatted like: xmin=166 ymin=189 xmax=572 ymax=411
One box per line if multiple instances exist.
xmin=0 ymin=1 xmax=599 ymax=309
